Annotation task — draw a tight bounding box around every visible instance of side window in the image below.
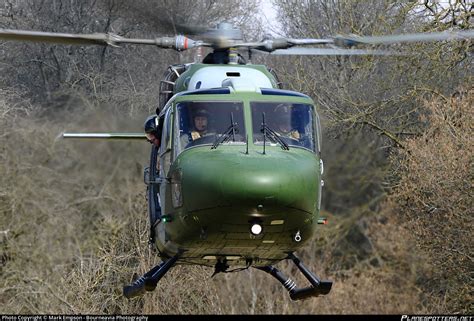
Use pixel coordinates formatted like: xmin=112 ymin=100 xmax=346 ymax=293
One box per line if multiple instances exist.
xmin=159 ymin=108 xmax=173 ymax=177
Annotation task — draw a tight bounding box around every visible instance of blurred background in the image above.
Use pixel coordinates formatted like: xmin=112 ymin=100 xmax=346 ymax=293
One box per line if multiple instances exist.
xmin=0 ymin=0 xmax=472 ymax=314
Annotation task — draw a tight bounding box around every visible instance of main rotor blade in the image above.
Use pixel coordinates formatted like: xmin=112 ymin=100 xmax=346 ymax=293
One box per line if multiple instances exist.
xmin=62 ymin=133 xmax=146 ymax=140
xmin=0 ymin=29 xmax=125 ymax=46
xmin=0 ymin=29 xmax=209 ymax=50
xmin=255 ymin=30 xmax=474 ymax=52
xmin=268 ymin=48 xmax=397 ymax=56
xmin=335 ymin=29 xmax=474 ymax=47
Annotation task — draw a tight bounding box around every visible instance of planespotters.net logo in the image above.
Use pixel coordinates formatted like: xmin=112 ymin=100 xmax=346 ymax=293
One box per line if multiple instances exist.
xmin=402 ymin=316 xmax=473 ymax=321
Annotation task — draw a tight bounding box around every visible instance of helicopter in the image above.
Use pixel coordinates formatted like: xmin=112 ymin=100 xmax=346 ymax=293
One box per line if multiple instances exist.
xmin=1 ymin=22 xmax=472 ymax=301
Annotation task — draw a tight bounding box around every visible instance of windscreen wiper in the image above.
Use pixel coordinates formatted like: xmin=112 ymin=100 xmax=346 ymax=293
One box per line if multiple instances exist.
xmin=211 ymin=112 xmax=238 ymax=149
xmin=261 ymin=113 xmax=290 ymax=152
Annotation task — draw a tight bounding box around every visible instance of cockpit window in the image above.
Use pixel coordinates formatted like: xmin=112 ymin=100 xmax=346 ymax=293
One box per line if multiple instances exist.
xmin=251 ymin=102 xmax=318 ymax=152
xmin=175 ymin=101 xmax=245 ymax=153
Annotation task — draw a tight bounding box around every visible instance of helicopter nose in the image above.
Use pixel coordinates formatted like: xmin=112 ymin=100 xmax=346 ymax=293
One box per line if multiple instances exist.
xmin=178 ymin=149 xmax=321 ymax=214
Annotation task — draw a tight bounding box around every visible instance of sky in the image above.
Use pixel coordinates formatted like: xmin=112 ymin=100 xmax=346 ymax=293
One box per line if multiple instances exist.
xmin=259 ymin=1 xmax=283 ymax=36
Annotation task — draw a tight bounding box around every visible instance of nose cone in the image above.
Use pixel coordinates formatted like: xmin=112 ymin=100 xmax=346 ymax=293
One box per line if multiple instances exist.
xmin=177 ymin=148 xmax=320 ymax=214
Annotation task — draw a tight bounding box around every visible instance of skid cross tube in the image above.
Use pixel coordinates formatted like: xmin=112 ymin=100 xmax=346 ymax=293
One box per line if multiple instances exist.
xmin=123 ymin=252 xmax=180 ymax=299
xmin=256 ymin=253 xmax=332 ymax=301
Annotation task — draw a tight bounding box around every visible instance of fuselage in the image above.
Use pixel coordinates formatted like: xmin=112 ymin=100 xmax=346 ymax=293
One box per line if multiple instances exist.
xmin=152 ymin=64 xmax=324 ymax=267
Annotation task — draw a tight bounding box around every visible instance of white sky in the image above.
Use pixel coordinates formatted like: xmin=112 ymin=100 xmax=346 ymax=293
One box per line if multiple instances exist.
xmin=259 ymin=1 xmax=283 ymax=36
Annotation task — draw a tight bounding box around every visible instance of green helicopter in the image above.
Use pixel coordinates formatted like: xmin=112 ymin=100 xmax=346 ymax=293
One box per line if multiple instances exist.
xmin=2 ymin=22 xmax=472 ymax=301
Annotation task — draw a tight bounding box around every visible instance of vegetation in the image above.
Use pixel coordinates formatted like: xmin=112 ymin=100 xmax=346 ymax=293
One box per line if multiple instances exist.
xmin=387 ymin=88 xmax=473 ymax=313
xmin=0 ymin=0 xmax=472 ymax=314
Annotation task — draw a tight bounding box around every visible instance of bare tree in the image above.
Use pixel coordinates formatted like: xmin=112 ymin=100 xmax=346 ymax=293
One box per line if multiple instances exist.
xmin=0 ymin=0 xmax=261 ymax=112
xmin=388 ymin=87 xmax=473 ymax=313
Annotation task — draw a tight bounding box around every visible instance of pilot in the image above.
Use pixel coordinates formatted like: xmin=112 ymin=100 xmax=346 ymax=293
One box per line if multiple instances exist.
xmin=190 ymin=108 xmax=210 ymax=140
xmin=274 ymin=104 xmax=301 ymax=140
xmin=144 ymin=115 xmax=161 ymax=146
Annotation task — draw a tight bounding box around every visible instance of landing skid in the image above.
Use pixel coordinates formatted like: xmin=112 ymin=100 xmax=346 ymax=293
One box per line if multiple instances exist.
xmin=123 ymin=252 xmax=332 ymax=300
xmin=255 ymin=253 xmax=332 ymax=301
xmin=123 ymin=252 xmax=180 ymax=299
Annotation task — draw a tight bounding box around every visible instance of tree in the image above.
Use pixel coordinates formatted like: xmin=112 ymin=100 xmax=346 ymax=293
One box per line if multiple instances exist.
xmin=0 ymin=0 xmax=261 ymax=112
xmin=269 ymin=0 xmax=472 ymax=214
xmin=388 ymin=88 xmax=473 ymax=313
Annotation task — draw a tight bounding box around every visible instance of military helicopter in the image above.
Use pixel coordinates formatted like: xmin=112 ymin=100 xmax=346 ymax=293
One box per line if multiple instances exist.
xmin=1 ymin=22 xmax=472 ymax=301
